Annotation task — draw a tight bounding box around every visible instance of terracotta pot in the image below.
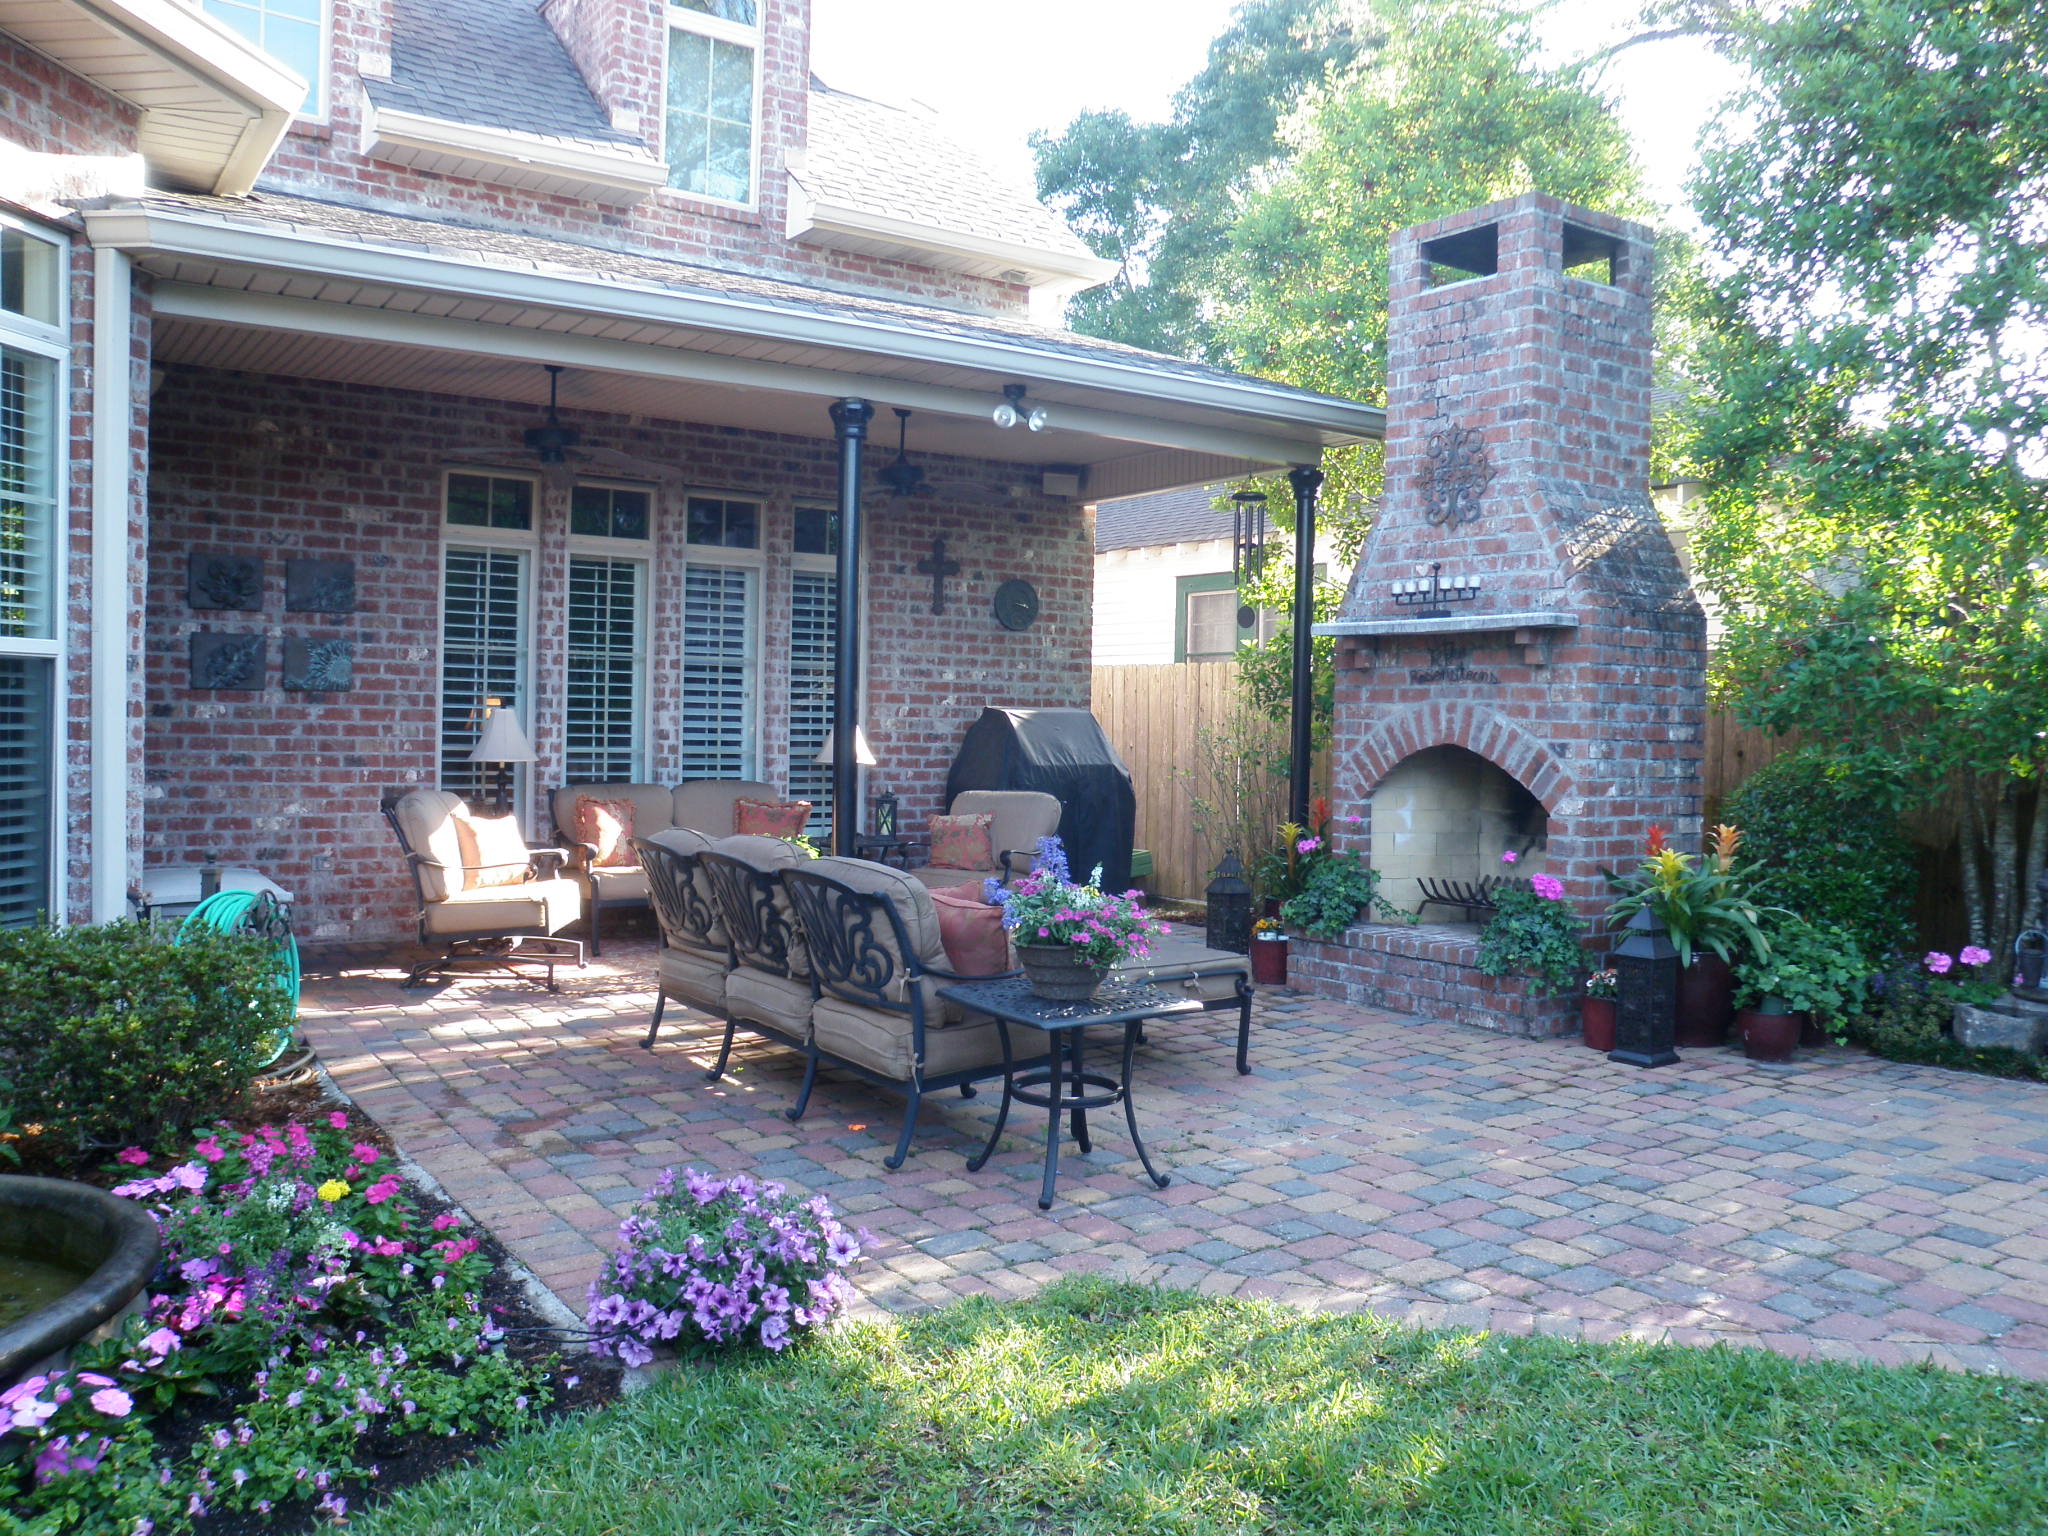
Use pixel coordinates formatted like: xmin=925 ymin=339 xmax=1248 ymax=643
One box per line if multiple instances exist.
xmin=1580 ymin=996 xmax=1617 ymax=1052
xmin=1738 ymin=1007 xmax=1801 ymax=1063
xmin=1015 ymin=943 xmax=1108 ymax=1003
xmin=1250 ymin=935 xmax=1289 ymax=986
xmin=1674 ymin=952 xmax=1734 ymax=1047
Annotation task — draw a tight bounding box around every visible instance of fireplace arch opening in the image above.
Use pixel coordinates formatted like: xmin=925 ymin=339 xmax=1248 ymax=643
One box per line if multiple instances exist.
xmin=1368 ymin=745 xmax=1548 ymax=919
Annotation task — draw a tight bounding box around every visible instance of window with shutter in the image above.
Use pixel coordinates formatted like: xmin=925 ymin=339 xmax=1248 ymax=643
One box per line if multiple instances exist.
xmin=440 ymin=547 xmax=530 ymax=801
xmin=679 ymin=562 xmax=756 ymax=779
xmin=786 ymin=567 xmax=835 ymax=838
xmin=0 ymin=348 xmax=55 ymax=644
xmin=566 ymin=555 xmax=647 ymax=782
xmin=0 ymin=657 xmax=51 ymax=928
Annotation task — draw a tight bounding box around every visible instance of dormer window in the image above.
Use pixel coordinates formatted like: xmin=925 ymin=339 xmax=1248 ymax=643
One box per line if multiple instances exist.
xmin=665 ymin=0 xmax=758 ymax=206
xmin=203 ymin=0 xmax=327 ymax=117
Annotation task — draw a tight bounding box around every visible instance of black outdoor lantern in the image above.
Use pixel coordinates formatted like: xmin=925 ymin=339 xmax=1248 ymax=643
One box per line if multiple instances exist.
xmin=871 ymin=789 xmax=899 ymax=839
xmin=1206 ymin=848 xmax=1253 ymax=954
xmin=1230 ymin=490 xmax=1268 ymax=630
xmin=1609 ymin=905 xmax=1681 ymax=1068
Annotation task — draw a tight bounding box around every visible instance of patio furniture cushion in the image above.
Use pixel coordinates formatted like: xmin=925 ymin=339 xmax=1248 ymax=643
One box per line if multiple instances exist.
xmin=673 ymin=780 xmax=777 ymax=836
xmin=725 ymin=966 xmax=813 ymax=1040
xmin=657 ymin=944 xmax=726 ymax=1018
xmin=454 ymin=812 xmax=532 ymax=889
xmin=552 ymin=783 xmax=676 ymax=848
xmin=811 ymin=995 xmax=1005 ymax=1079
xmin=422 ymin=879 xmax=581 ymax=937
xmin=928 ymin=812 xmax=995 ymax=870
xmin=646 ymin=827 xmax=727 ymax=955
xmin=573 ymin=795 xmax=637 ymax=867
xmin=392 ymin=788 xmax=469 ymax=902
xmin=950 ymin=789 xmax=1062 ymax=875
xmin=907 ymin=864 xmax=995 ymax=893
xmin=930 ymin=884 xmax=1010 ymax=977
xmin=734 ymin=797 xmax=813 ymax=839
xmin=1113 ymin=934 xmax=1249 ymax=1005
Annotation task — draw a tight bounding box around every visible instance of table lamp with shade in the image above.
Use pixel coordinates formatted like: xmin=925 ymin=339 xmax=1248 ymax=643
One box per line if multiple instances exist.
xmin=468 ymin=699 xmax=535 ymax=817
xmin=813 ymin=725 xmax=887 ymax=838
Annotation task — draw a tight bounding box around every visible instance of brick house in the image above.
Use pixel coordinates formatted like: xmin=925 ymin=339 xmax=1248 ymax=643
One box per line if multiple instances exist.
xmin=0 ymin=0 xmax=1382 ymax=946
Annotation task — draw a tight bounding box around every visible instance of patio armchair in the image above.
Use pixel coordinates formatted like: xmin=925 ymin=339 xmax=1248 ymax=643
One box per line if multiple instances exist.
xmin=908 ymin=789 xmax=1063 ymax=893
xmin=782 ymin=858 xmax=1046 ymax=1169
xmin=381 ymin=788 xmax=584 ymax=991
xmin=696 ymin=834 xmax=817 ymax=1094
xmin=549 ymin=778 xmax=774 ymax=956
xmin=632 ymin=830 xmax=730 ymax=1049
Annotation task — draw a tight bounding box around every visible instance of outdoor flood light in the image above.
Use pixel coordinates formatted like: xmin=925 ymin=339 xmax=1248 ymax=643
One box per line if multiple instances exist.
xmin=993 ymin=383 xmax=1048 ymax=432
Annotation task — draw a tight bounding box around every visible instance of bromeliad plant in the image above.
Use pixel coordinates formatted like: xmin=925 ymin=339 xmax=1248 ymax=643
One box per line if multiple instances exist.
xmin=1476 ymin=875 xmax=1587 ymax=997
xmin=585 ymin=1168 xmax=870 ymax=1362
xmin=1605 ymin=824 xmax=1772 ymax=968
xmin=987 ymin=837 xmax=1171 ymax=968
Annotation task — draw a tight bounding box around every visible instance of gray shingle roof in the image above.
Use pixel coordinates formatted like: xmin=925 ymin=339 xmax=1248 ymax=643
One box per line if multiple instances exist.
xmin=799 ymin=84 xmax=1097 ymax=262
xmin=1095 ymin=484 xmax=1235 ymax=552
xmin=366 ymin=0 xmax=644 ymax=151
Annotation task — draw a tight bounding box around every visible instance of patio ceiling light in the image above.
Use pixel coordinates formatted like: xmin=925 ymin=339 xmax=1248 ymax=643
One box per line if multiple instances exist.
xmin=992 ymin=383 xmax=1048 ymax=432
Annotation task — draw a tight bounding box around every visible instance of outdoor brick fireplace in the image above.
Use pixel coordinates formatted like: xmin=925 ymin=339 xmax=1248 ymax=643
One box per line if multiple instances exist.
xmin=1293 ymin=193 xmax=1707 ymax=1036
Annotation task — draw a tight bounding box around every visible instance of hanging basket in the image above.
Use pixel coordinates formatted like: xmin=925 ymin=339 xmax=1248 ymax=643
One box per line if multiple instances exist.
xmin=1016 ymin=942 xmax=1110 ymax=1002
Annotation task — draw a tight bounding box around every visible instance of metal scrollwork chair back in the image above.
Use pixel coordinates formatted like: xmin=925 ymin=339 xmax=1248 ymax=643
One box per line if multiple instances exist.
xmin=783 ymin=867 xmax=908 ymax=1012
xmin=699 ymin=850 xmax=799 ymax=977
xmin=634 ymin=837 xmax=724 ymax=958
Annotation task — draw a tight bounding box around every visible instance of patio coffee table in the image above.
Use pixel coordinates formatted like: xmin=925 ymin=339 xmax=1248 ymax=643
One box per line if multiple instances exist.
xmin=942 ymin=976 xmax=1203 ymax=1210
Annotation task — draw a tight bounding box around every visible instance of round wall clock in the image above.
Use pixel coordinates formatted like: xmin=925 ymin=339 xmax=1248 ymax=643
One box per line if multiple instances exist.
xmin=993 ymin=579 xmax=1040 ymax=631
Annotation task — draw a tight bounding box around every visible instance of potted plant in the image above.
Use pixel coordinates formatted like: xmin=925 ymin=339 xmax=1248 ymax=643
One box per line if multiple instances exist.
xmin=1581 ymin=967 xmax=1618 ymax=1051
xmin=1278 ymin=849 xmax=1408 ymax=941
xmin=989 ymin=837 xmax=1170 ymax=1001
xmin=1253 ymin=797 xmax=1363 ymax=916
xmin=1250 ymin=915 xmax=1288 ymax=986
xmin=1605 ymin=825 xmax=1772 ymax=1047
xmin=1731 ymin=914 xmax=1872 ymax=1059
xmin=1476 ymin=874 xmax=1586 ymax=998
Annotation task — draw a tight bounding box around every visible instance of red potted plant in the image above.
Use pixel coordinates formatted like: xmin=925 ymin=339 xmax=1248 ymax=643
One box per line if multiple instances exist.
xmin=1581 ymin=967 xmax=1618 ymax=1051
xmin=1250 ymin=916 xmax=1288 ymax=985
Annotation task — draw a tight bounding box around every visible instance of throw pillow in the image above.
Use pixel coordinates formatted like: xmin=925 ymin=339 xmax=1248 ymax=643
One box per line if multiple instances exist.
xmin=454 ymin=812 xmax=531 ymax=889
xmin=734 ymin=797 xmax=812 ymax=840
xmin=927 ymin=812 xmax=995 ymax=871
xmin=930 ymin=884 xmax=1010 ymax=977
xmin=574 ymin=795 xmax=637 ymax=868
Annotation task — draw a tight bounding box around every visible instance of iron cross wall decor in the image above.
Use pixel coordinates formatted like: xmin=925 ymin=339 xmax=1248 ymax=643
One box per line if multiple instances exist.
xmin=915 ymin=537 xmax=961 ymax=614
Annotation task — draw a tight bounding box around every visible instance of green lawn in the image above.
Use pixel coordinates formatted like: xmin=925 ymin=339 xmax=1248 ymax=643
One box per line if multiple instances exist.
xmin=358 ymin=1276 xmax=2048 ymax=1536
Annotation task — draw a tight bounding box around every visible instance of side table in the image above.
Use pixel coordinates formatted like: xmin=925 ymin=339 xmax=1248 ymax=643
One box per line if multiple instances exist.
xmin=852 ymin=834 xmax=917 ymax=869
xmin=940 ymin=976 xmax=1202 ymax=1210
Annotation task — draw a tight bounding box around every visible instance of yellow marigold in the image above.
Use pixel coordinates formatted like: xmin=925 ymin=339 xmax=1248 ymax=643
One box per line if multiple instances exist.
xmin=316 ymin=1179 xmax=350 ymax=1202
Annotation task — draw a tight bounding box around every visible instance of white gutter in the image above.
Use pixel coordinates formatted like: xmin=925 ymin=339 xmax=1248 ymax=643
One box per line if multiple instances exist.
xmin=84 ymin=205 xmax=1385 ymax=445
xmin=152 ymin=282 xmax=1322 ymax=465
xmin=362 ymin=103 xmax=668 ymax=198
xmin=90 ymin=247 xmax=133 ymax=924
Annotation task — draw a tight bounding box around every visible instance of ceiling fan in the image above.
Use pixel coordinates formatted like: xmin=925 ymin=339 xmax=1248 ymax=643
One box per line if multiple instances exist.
xmin=875 ymin=407 xmax=926 ymax=497
xmin=440 ymin=364 xmax=676 ymax=483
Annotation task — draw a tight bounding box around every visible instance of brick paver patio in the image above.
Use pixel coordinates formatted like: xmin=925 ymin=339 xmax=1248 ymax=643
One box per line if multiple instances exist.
xmin=300 ymin=935 xmax=2048 ymax=1377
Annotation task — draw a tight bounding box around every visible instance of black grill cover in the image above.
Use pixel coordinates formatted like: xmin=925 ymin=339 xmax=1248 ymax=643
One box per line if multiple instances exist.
xmin=945 ymin=707 xmax=1136 ymax=893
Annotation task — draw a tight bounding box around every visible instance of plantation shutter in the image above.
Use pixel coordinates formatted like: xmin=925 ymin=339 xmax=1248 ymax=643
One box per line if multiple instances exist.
xmin=0 ymin=347 xmax=55 ymax=642
xmin=679 ymin=563 xmax=755 ymax=779
xmin=566 ymin=556 xmax=645 ymax=782
xmin=0 ymin=656 xmax=51 ymax=927
xmin=786 ymin=569 xmax=835 ymax=836
xmin=440 ymin=548 xmax=529 ymax=800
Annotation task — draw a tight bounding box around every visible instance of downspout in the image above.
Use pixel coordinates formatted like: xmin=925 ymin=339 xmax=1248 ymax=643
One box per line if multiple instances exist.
xmin=1286 ymin=463 xmax=1324 ymax=828
xmin=90 ymin=247 xmax=134 ymax=923
xmin=828 ymin=398 xmax=873 ymax=857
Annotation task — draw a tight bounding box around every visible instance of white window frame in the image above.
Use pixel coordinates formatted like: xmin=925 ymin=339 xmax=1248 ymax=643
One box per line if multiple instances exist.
xmin=438 ymin=469 xmax=538 ymax=827
xmin=0 ymin=212 xmax=66 ymax=927
xmin=565 ymin=478 xmax=654 ymax=785
xmin=201 ymin=0 xmax=333 ymax=122
xmin=661 ymin=1 xmax=763 ymax=212
xmin=678 ymin=487 xmax=765 ymax=782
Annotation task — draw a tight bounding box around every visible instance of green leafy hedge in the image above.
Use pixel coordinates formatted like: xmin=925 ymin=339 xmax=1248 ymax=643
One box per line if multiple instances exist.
xmin=0 ymin=920 xmax=292 ymax=1161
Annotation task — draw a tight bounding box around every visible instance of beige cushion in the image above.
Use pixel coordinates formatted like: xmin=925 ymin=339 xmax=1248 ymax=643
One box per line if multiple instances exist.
xmin=811 ymin=995 xmax=1008 ymax=1080
xmin=584 ymin=866 xmax=647 ymax=901
xmin=646 ymin=828 xmax=726 ymax=953
xmin=909 ymin=865 xmax=994 ymax=893
xmin=952 ymin=790 xmax=1062 ymax=873
xmin=393 ymin=788 xmax=469 ymax=903
xmin=673 ymin=780 xmax=776 ymax=837
xmin=657 ymin=945 xmax=727 ymax=1017
xmin=725 ymin=966 xmax=813 ymax=1041
xmin=422 ymin=877 xmax=581 ymax=938
xmin=1113 ymin=934 xmax=1249 ymax=1005
xmin=552 ymin=784 xmax=676 ymax=848
xmin=710 ymin=833 xmax=812 ymax=977
xmin=455 ymin=811 xmax=532 ymax=889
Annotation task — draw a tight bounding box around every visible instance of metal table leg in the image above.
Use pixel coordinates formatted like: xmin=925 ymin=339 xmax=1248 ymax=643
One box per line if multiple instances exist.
xmin=1120 ymin=1020 xmax=1170 ymax=1192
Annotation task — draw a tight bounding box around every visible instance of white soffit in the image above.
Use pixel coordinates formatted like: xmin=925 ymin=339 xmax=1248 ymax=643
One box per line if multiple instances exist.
xmin=362 ymin=103 xmax=668 ymax=207
xmin=4 ymin=0 xmax=303 ymax=195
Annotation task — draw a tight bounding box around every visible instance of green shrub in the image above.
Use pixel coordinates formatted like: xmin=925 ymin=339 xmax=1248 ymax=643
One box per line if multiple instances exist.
xmin=0 ymin=920 xmax=291 ymax=1161
xmin=1279 ymin=854 xmax=1406 ymax=941
xmin=1722 ymin=749 xmax=1914 ymax=952
xmin=1477 ymin=885 xmax=1588 ymax=997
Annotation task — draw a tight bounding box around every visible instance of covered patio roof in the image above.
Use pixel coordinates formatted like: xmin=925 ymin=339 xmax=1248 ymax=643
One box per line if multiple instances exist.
xmin=85 ymin=191 xmax=1385 ymax=502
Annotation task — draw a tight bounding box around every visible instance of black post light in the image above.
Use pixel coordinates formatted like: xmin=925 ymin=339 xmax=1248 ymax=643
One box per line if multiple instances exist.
xmin=1205 ymin=849 xmax=1253 ymax=954
xmin=1230 ymin=489 xmax=1267 ymax=631
xmin=1609 ymin=904 xmax=1680 ymax=1068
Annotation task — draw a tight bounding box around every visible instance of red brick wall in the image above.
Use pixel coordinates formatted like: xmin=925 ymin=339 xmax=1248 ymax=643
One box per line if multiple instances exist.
xmin=0 ymin=34 xmax=140 ymax=161
xmin=144 ymin=367 xmax=1091 ymax=946
xmin=266 ymin=0 xmax=1025 ymax=315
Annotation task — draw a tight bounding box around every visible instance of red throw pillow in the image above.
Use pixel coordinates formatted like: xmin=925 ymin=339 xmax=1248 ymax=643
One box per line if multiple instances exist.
xmin=574 ymin=795 xmax=637 ymax=868
xmin=927 ymin=812 xmax=995 ymax=871
xmin=930 ymin=885 xmax=1011 ymax=977
xmin=734 ymin=797 xmax=812 ymax=840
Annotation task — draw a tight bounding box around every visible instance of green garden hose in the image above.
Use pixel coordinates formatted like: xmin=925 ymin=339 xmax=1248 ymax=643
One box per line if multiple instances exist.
xmin=180 ymin=889 xmax=301 ymax=1069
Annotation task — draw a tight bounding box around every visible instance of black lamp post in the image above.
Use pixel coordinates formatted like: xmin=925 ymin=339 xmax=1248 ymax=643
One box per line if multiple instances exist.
xmin=1206 ymin=849 xmax=1253 ymax=954
xmin=1609 ymin=905 xmax=1680 ymax=1067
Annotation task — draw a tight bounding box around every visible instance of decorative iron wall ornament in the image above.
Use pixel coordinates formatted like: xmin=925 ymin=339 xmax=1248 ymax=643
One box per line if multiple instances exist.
xmin=189 ymin=632 xmax=266 ymax=690
xmin=1421 ymin=423 xmax=1494 ymax=527
xmin=285 ymin=558 xmax=356 ymax=613
xmin=188 ymin=552 xmax=263 ymax=611
xmin=282 ymin=637 xmax=353 ymax=692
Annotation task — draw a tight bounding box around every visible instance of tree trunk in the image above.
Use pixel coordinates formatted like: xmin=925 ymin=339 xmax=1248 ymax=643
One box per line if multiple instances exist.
xmin=1960 ymin=784 xmax=1988 ymax=949
xmin=1990 ymin=777 xmax=2022 ymax=964
xmin=2025 ymin=783 xmax=2048 ymax=936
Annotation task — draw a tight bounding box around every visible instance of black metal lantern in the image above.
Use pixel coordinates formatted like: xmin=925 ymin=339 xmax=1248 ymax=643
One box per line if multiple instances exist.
xmin=1206 ymin=848 xmax=1253 ymax=954
xmin=871 ymin=789 xmax=899 ymax=839
xmin=1230 ymin=489 xmax=1268 ymax=630
xmin=1609 ymin=905 xmax=1680 ymax=1067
